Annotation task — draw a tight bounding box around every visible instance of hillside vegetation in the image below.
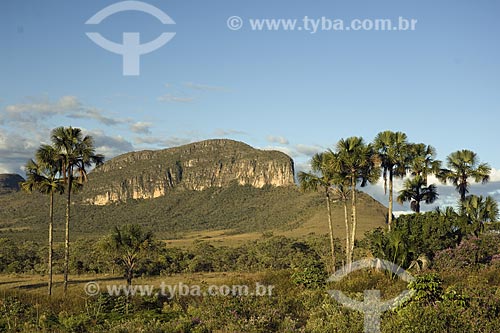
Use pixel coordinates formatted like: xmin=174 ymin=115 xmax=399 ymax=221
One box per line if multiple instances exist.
xmin=0 ymin=184 xmax=386 ymax=244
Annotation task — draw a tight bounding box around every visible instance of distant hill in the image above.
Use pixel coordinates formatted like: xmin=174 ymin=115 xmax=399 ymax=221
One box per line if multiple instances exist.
xmin=0 ymin=174 xmax=24 ymax=195
xmin=0 ymin=139 xmax=387 ymax=244
xmin=83 ymin=139 xmax=295 ymax=205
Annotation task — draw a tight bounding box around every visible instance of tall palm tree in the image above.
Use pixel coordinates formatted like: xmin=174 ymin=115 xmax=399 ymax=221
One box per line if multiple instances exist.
xmin=437 ymin=149 xmax=491 ymax=202
xmin=374 ymin=131 xmax=410 ymax=230
xmin=329 ymin=180 xmax=351 ymax=270
xmin=50 ymin=127 xmax=104 ymax=293
xmin=397 ymin=175 xmax=439 ymax=213
xmin=332 ymin=137 xmax=380 ymax=267
xmin=462 ymin=195 xmax=499 ymax=235
xmin=21 ymin=145 xmax=64 ymax=296
xmin=408 ymin=143 xmax=441 ymax=184
xmin=298 ymin=152 xmax=339 ymax=272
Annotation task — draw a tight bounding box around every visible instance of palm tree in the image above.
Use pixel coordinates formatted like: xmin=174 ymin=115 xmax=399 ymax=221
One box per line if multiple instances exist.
xmin=329 ymin=180 xmax=351 ymax=270
xmin=462 ymin=195 xmax=499 ymax=235
xmin=438 ymin=150 xmax=491 ymax=202
xmin=298 ymin=152 xmax=340 ymax=272
xmin=50 ymin=127 xmax=104 ymax=293
xmin=397 ymin=175 xmax=439 ymax=213
xmin=374 ymin=131 xmax=411 ymax=230
xmin=408 ymin=143 xmax=441 ymax=184
xmin=104 ymin=224 xmax=154 ymax=286
xmin=332 ymin=137 xmax=380 ymax=267
xmin=21 ymin=145 xmax=64 ymax=296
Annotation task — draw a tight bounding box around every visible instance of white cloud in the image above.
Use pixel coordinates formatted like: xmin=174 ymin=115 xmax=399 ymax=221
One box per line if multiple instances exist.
xmin=130 ymin=122 xmax=152 ymax=134
xmin=3 ymin=95 xmax=128 ymax=127
xmin=134 ymin=136 xmax=193 ymax=148
xmin=393 ymin=211 xmax=414 ymax=218
xmin=0 ymin=95 xmax=153 ymax=173
xmin=157 ymin=94 xmax=195 ymax=103
xmin=294 ymin=161 xmax=312 ymax=174
xmin=83 ymin=130 xmax=134 ymax=159
xmin=0 ymin=131 xmax=41 ymax=174
xmin=183 ymin=82 xmax=227 ymax=92
xmin=266 ymin=135 xmax=289 ymax=145
xmin=295 ymin=144 xmax=323 ymax=157
xmin=262 ymin=146 xmax=296 ymax=157
xmin=489 ymin=168 xmax=500 ymax=182
xmin=214 ymin=129 xmax=247 ymax=136
xmin=67 ymin=107 xmax=126 ymax=126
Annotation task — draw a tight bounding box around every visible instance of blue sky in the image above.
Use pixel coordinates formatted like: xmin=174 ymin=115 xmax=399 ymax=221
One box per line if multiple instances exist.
xmin=1 ymin=0 xmax=499 ymax=212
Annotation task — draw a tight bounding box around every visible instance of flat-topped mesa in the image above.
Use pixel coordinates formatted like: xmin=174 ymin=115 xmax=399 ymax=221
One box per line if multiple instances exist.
xmin=84 ymin=139 xmax=295 ymax=205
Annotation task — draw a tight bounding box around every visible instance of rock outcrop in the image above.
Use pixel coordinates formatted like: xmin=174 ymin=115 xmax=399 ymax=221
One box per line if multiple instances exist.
xmin=84 ymin=139 xmax=295 ymax=205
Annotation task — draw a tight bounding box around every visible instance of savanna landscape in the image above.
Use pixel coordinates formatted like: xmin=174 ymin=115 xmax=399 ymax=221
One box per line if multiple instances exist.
xmin=2 ymin=1 xmax=500 ymax=332
xmin=0 ymin=127 xmax=499 ymax=332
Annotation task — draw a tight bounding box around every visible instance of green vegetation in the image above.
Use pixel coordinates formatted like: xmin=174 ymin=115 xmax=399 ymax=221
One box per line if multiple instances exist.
xmin=103 ymin=224 xmax=155 ymax=286
xmin=0 ymin=183 xmax=386 ymax=243
xmin=298 ymin=152 xmax=345 ymax=272
xmin=1 ymin=128 xmax=500 ymax=331
xmin=50 ymin=127 xmax=104 ymax=293
xmin=21 ymin=144 xmax=65 ymax=295
xmin=397 ymin=175 xmax=439 ymax=213
xmin=2 ymin=227 xmax=500 ymax=332
xmin=374 ymin=131 xmax=411 ymax=229
xmin=438 ymin=149 xmax=491 ymax=202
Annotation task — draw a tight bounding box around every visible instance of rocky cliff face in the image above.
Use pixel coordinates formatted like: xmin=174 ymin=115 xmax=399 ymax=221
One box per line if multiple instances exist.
xmin=84 ymin=139 xmax=295 ymax=205
xmin=0 ymin=174 xmax=24 ymax=195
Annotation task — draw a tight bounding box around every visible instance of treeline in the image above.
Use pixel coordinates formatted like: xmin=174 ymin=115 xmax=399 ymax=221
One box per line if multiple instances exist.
xmin=0 ymin=233 xmax=328 ymax=281
xmin=3 ymin=215 xmax=500 ymax=280
xmin=299 ymin=130 xmax=498 ymax=272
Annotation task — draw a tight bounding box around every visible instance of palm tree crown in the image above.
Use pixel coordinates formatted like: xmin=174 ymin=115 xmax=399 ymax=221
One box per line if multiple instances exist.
xmin=374 ymin=131 xmax=411 ymax=229
xmin=438 ymin=149 xmax=491 ymax=201
xmin=51 ymin=126 xmax=105 ymax=184
xmin=397 ymin=175 xmax=439 ymax=213
xmin=409 ymin=143 xmax=441 ymax=184
xmin=331 ymin=137 xmax=380 ymax=267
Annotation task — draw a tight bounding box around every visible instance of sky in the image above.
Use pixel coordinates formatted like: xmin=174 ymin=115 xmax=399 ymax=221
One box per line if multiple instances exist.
xmin=1 ymin=0 xmax=500 ymax=213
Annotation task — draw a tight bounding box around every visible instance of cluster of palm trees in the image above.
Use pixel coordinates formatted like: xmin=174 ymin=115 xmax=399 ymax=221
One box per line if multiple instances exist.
xmin=298 ymin=136 xmax=379 ymax=271
xmin=299 ymin=130 xmax=495 ymax=272
xmin=21 ymin=127 xmax=104 ymax=296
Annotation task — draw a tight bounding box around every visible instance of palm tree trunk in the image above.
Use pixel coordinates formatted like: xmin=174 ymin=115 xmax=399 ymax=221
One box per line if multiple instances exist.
xmin=350 ymin=174 xmax=357 ymax=268
xmin=460 ymin=182 xmax=467 ymax=202
xmin=388 ymin=172 xmax=394 ymax=230
xmin=127 ymin=268 xmax=133 ymax=286
xmin=63 ymin=176 xmax=72 ymax=294
xmin=343 ymin=200 xmax=350 ymax=273
xmin=325 ymin=191 xmax=336 ymax=272
xmin=48 ymin=191 xmax=54 ymax=296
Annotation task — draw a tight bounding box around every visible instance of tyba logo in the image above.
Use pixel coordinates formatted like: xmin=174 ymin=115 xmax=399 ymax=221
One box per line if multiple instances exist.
xmin=85 ymin=1 xmax=176 ymax=76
